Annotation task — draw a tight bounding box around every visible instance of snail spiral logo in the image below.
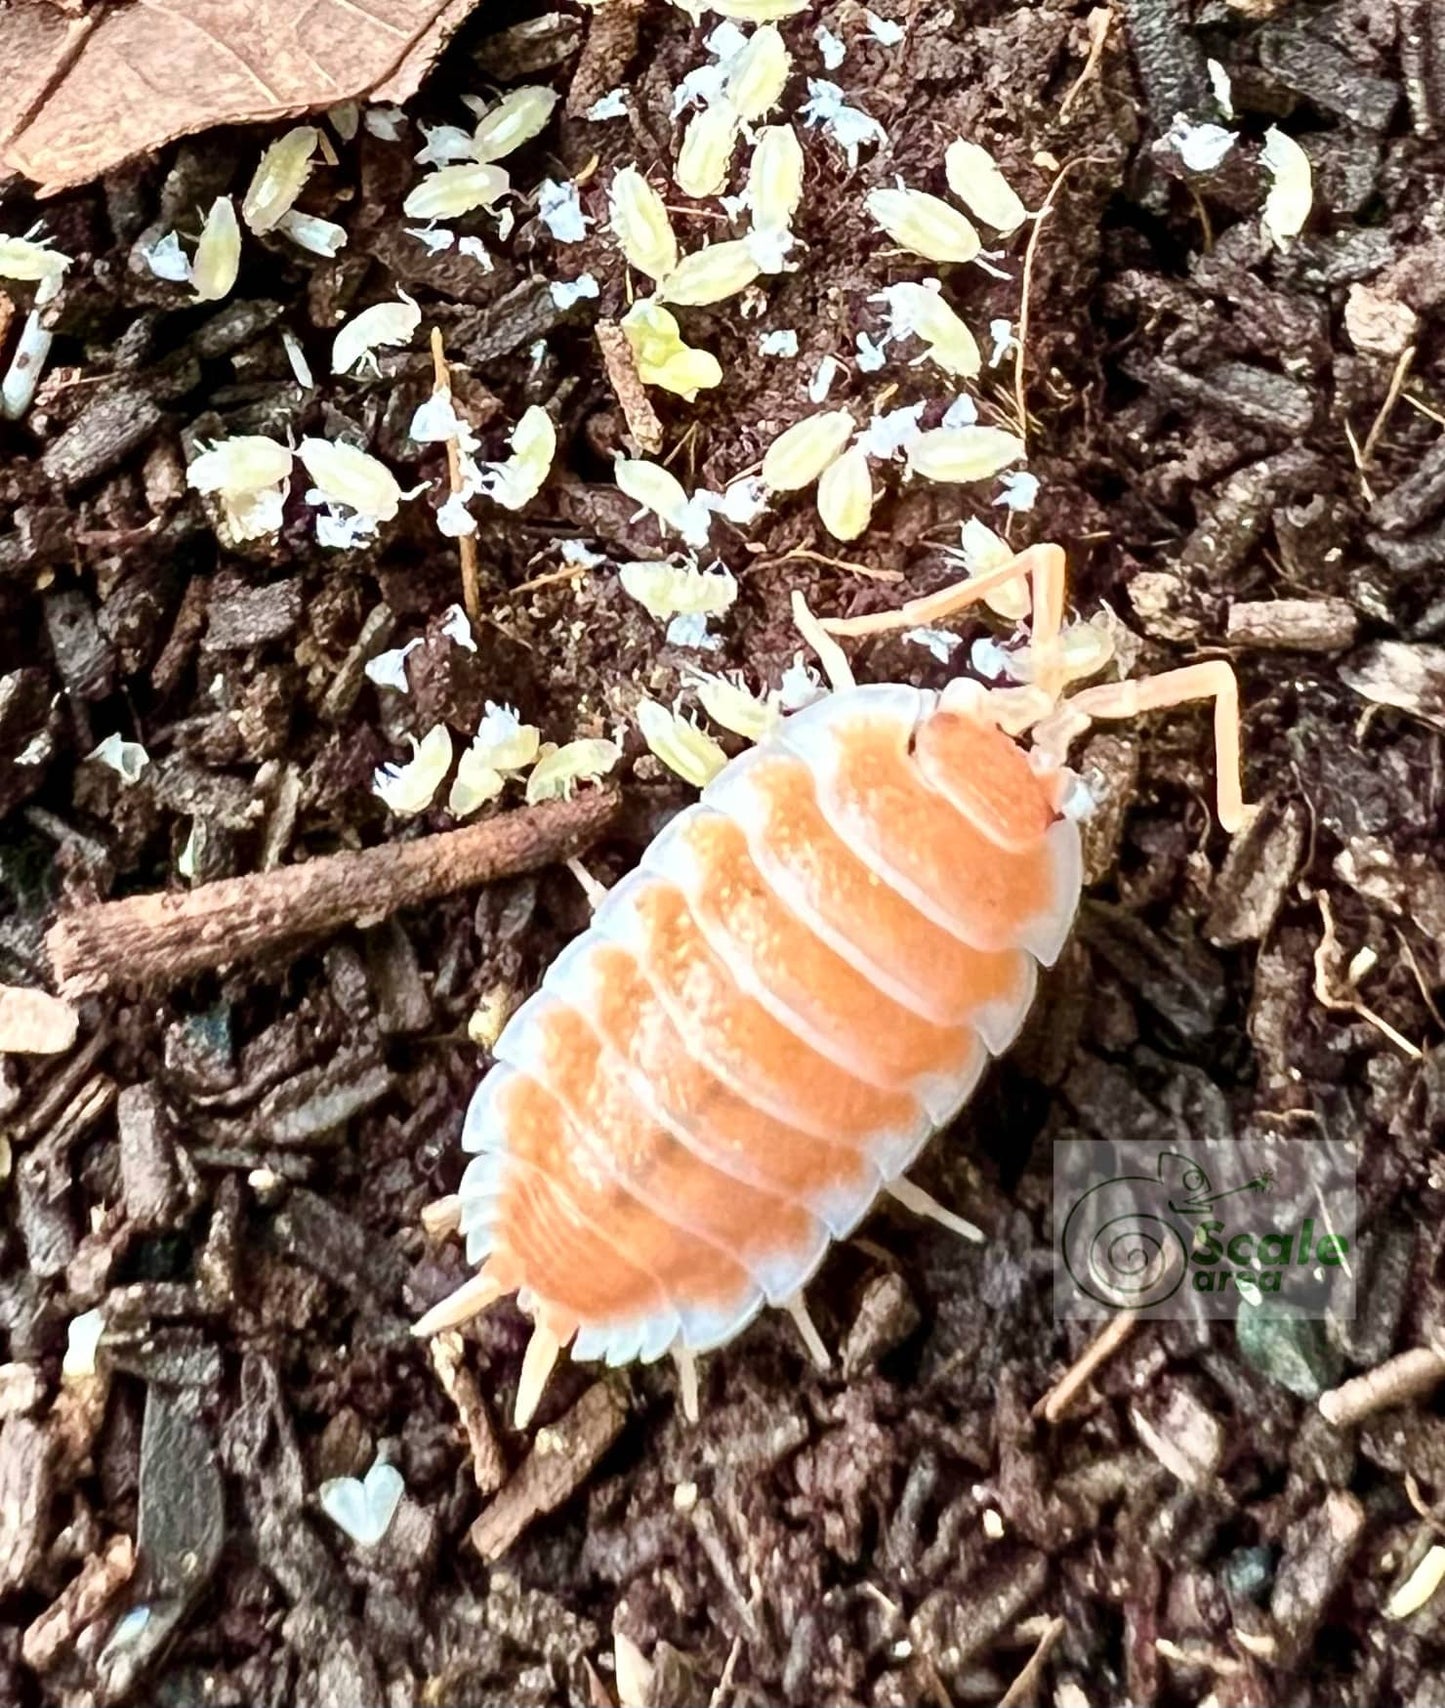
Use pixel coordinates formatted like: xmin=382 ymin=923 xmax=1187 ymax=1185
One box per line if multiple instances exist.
xmin=1062 ymin=1181 xmax=1190 ymax=1310
xmin=1055 ymin=1140 xmax=1359 ymax=1320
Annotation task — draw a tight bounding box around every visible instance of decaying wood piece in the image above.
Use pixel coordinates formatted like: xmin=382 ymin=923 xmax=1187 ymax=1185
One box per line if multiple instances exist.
xmin=565 ymin=0 xmax=644 ymax=118
xmin=1226 ymin=598 xmax=1359 ymax=653
xmin=21 ymin=1533 xmax=136 ymax=1672
xmin=470 ymin=1381 xmax=627 ymax=1561
xmin=0 ymin=985 xmax=79 ymax=1055
xmin=1319 ymin=1347 xmax=1445 ymax=1428
xmin=595 ymin=320 xmax=664 ymax=456
xmin=429 ymin=1330 xmax=508 ymax=1497
xmin=46 ymin=789 xmax=620 ymax=997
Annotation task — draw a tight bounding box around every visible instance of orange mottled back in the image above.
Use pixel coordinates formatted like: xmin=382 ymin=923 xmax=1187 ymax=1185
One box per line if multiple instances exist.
xmin=454 ymin=683 xmax=1085 ymax=1368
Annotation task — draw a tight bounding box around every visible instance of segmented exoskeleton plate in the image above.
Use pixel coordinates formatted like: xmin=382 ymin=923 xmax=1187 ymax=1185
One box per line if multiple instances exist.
xmin=452 ymin=682 xmax=1080 ymax=1367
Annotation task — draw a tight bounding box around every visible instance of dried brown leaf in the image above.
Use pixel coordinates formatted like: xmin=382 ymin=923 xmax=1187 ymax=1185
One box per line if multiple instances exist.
xmin=0 ymin=0 xmax=483 ymax=195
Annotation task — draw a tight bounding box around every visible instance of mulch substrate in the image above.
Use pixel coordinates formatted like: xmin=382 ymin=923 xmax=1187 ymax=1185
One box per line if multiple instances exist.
xmin=3 ymin=0 xmax=1445 ymax=1703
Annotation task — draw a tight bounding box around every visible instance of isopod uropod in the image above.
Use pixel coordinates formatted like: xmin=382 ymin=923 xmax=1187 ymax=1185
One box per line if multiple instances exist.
xmin=415 ymin=543 xmax=1248 ymax=1426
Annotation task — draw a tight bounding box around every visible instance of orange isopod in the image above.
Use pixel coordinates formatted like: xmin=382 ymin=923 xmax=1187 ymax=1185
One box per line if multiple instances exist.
xmin=415 ymin=543 xmax=1248 ymax=1425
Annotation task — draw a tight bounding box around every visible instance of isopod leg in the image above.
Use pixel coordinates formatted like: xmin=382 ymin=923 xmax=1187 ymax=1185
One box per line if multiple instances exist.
xmin=420 ymin=1194 xmax=463 ymax=1238
xmin=673 ymin=1346 xmax=700 ymax=1423
xmin=791 ymin=589 xmax=856 ymax=692
xmin=412 ymin=1269 xmax=507 ymax=1338
xmin=1018 ymin=542 xmax=1066 ymax=704
xmin=1047 ymin=660 xmax=1248 ymax=833
xmin=567 ymin=857 xmax=610 ymax=911
xmin=885 ymin=1177 xmax=985 ymax=1244
xmin=515 ymin=1320 xmax=564 ymax=1429
xmin=783 ymin=1293 xmax=832 ymax=1371
xmin=816 ymin=541 xmax=1066 ymax=687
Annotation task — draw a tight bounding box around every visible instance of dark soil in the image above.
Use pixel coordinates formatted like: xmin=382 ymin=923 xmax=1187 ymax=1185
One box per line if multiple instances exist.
xmin=3 ymin=0 xmax=1445 ymax=1703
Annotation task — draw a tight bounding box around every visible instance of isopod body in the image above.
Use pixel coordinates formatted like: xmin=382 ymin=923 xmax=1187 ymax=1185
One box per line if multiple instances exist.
xmin=452 ymin=681 xmax=1081 ymax=1371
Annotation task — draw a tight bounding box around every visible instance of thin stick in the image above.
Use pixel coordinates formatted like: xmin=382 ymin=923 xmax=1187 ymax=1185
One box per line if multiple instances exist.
xmin=1318 ymin=1348 xmax=1445 ymax=1428
xmin=595 ymin=319 xmax=664 ymax=456
xmin=1034 ymin=1310 xmax=1138 ymax=1423
xmin=429 ymin=1329 xmax=509 ymax=1496
xmin=1058 ymin=7 xmax=1113 ymax=120
xmin=431 ymin=327 xmax=482 ymax=624
xmin=1312 ymin=890 xmax=1422 ymax=1059
xmin=511 ymin=561 xmax=590 ymax=596
xmin=1359 ymin=344 xmax=1417 ymax=469
xmin=1404 ymin=391 xmax=1445 ymax=428
xmin=1013 ymin=159 xmax=1094 ymax=453
xmin=1397 ymin=928 xmax=1445 ymax=1031
xmin=769 ymin=546 xmax=902 ymax=584
xmin=46 ymin=789 xmax=620 ymax=997
xmin=999 ymin=1614 xmax=1066 ymax=1707
xmin=709 ymin=1634 xmax=745 ymax=1708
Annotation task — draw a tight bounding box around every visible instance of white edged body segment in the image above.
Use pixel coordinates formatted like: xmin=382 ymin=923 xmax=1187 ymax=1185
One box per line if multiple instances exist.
xmin=446 ymin=682 xmax=1083 ymax=1365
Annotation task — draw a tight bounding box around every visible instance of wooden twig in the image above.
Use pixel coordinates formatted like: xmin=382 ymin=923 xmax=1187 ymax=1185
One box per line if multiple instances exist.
xmin=429 ymin=1330 xmax=509 ymax=1497
xmin=1034 ymin=1310 xmax=1138 ymax=1423
xmin=430 ymin=327 xmax=482 ymax=623
xmin=1318 ymin=1347 xmax=1445 ymax=1429
xmin=46 ymin=790 xmax=620 ymax=997
xmin=1358 ymin=343 xmax=1417 ymax=469
xmin=595 ymin=319 xmax=664 ymax=455
xmin=470 ymin=1381 xmax=628 ymax=1560
xmin=1058 ymin=7 xmax=1113 ymax=121
xmin=999 ymin=1614 xmax=1066 ymax=1707
xmin=1013 ymin=158 xmax=1095 ymax=453
xmin=767 ymin=546 xmax=903 ymax=585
